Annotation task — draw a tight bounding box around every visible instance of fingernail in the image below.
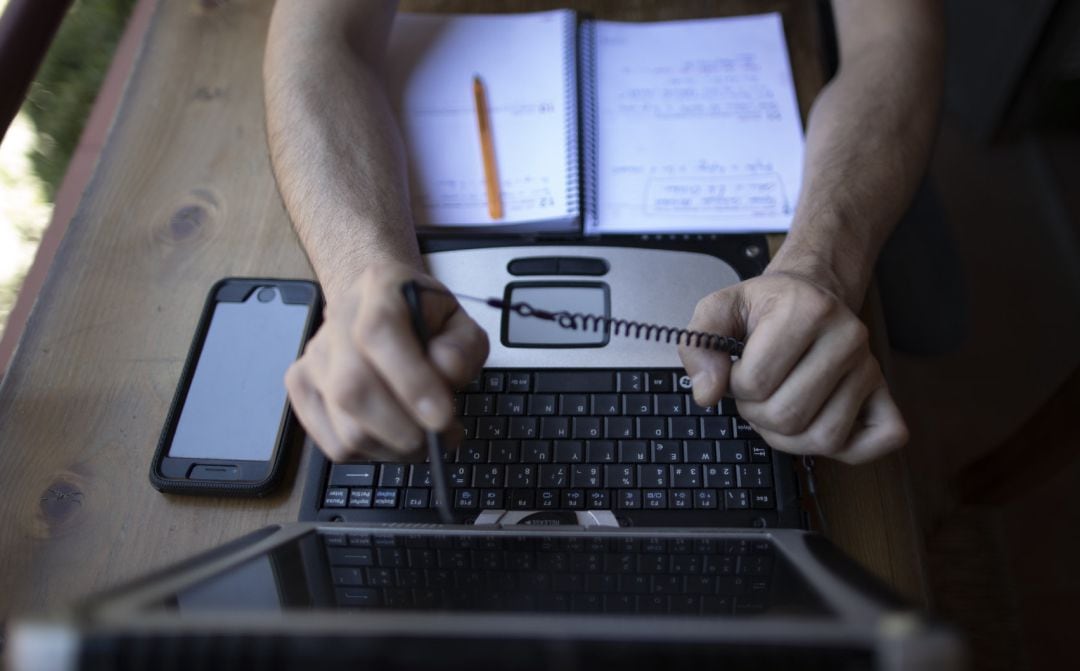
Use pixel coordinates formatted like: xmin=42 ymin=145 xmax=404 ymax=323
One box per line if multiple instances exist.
xmin=417 ymin=396 xmax=448 ymax=429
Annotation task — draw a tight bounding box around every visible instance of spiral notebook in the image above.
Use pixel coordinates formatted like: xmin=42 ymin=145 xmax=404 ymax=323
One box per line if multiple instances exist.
xmin=384 ymin=10 xmax=805 ymax=235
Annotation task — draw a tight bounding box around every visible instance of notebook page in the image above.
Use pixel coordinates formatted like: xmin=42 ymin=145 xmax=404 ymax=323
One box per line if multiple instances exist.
xmin=586 ymin=13 xmax=804 ymax=234
xmin=385 ymin=11 xmax=576 ymax=228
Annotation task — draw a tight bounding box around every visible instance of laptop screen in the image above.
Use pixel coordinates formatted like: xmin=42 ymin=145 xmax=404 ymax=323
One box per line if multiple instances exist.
xmin=155 ymin=529 xmax=830 ymax=618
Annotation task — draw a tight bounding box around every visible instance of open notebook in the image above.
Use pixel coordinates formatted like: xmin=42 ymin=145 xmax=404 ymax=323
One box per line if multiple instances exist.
xmin=384 ymin=10 xmax=805 ymax=235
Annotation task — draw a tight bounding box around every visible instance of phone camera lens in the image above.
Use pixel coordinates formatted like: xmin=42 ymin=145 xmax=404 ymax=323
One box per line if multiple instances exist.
xmin=256 ymin=287 xmax=276 ymax=303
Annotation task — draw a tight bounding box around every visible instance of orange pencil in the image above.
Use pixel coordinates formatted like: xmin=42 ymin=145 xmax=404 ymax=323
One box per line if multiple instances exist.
xmin=472 ymin=75 xmax=503 ymax=220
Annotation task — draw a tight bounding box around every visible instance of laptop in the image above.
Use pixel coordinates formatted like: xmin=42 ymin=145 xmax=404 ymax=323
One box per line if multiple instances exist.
xmin=8 ymin=523 xmax=962 ymax=669
xmin=301 ymin=236 xmax=805 ymax=530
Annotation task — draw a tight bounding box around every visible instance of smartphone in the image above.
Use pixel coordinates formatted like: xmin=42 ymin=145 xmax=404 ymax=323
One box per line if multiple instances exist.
xmin=149 ymin=278 xmax=322 ymax=496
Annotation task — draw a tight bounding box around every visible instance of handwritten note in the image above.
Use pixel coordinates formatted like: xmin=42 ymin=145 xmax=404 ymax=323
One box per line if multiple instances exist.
xmin=385 ymin=11 xmax=577 ymax=229
xmin=586 ymin=13 xmax=805 ymax=234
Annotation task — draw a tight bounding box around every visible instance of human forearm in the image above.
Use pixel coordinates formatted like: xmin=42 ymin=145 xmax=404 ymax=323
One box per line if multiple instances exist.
xmin=770 ymin=1 xmax=944 ymax=310
xmin=264 ymin=0 xmax=417 ymax=304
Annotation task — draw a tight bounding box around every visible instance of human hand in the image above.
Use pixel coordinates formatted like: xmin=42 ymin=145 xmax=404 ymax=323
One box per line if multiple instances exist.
xmin=678 ymin=272 xmax=908 ymax=464
xmin=285 ymin=261 xmax=489 ymax=462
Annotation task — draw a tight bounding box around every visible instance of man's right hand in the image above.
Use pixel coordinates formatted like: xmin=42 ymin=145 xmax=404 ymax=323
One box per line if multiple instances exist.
xmin=285 ymin=261 xmax=489 ymax=462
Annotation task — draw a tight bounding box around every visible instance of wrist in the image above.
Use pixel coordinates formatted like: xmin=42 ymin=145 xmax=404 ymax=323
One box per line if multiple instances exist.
xmin=766 ymin=232 xmax=873 ymax=311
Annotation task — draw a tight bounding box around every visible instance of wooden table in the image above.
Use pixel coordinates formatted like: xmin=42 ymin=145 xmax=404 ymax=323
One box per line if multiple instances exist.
xmin=0 ymin=0 xmax=927 ymax=623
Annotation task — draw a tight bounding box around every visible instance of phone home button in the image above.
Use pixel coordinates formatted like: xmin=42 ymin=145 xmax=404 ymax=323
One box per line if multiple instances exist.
xmin=189 ymin=464 xmax=240 ymax=481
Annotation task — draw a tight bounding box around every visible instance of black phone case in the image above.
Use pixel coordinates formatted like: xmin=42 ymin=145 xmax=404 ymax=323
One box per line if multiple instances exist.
xmin=148 ymin=278 xmax=322 ymax=497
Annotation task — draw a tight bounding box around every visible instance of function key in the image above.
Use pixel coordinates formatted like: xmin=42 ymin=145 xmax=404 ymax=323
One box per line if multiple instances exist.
xmin=404 ymin=488 xmax=430 ymax=509
xmin=617 ymin=371 xmax=644 ymax=393
xmin=646 ymin=371 xmax=673 ymax=392
xmin=483 ymin=372 xmax=505 ymax=392
xmin=507 ymin=372 xmax=531 ymax=392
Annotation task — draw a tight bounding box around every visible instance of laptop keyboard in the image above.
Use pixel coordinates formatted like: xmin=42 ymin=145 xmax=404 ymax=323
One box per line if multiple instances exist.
xmin=321 ymin=369 xmax=776 ymax=515
xmin=323 ymin=531 xmax=776 ymax=615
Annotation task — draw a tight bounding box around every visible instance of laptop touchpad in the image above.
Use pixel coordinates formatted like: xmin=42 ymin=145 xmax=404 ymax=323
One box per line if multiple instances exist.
xmin=503 ymin=281 xmax=610 ymax=348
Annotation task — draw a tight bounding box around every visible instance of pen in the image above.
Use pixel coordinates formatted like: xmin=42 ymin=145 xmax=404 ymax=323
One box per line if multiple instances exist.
xmin=401 ymin=280 xmax=455 ymax=524
xmin=472 ymin=75 xmax=503 ymax=220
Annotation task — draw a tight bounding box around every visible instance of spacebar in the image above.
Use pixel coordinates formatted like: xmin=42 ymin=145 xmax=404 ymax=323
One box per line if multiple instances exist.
xmin=533 ymin=371 xmax=615 ymax=393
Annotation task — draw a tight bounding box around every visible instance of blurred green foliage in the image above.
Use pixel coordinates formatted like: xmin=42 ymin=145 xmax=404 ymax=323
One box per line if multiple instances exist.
xmin=21 ymin=0 xmax=136 ymax=200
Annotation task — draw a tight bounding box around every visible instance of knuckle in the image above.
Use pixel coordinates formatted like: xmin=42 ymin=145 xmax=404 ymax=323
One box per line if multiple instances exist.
xmin=768 ymin=402 xmax=809 ymax=436
xmin=732 ymin=370 xmax=770 ymax=402
xmin=807 ymin=423 xmax=845 ymax=455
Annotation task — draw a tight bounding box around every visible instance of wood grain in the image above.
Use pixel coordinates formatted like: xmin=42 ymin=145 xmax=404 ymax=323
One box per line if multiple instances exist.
xmin=0 ymin=0 xmax=925 ymax=621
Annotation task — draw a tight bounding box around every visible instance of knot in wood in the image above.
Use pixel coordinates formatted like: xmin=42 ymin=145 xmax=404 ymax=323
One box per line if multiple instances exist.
xmin=168 ymin=205 xmax=207 ymax=241
xmin=39 ymin=479 xmax=85 ymax=529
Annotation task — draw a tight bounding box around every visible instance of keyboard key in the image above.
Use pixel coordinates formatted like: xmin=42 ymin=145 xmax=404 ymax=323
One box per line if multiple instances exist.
xmin=454 ymin=489 xmax=478 ymax=509
xmin=373 ymin=488 xmax=399 ymax=508
xmin=554 ymin=440 xmax=584 ymax=463
xmin=694 ymin=489 xmax=718 ymax=509
xmin=588 ymin=490 xmax=609 ymax=509
xmin=606 ymin=464 xmax=635 ymax=487
xmin=617 ymin=371 xmax=644 ymax=392
xmin=685 ymin=440 xmax=716 ymax=462
xmin=560 ymin=394 xmax=589 ymax=415
xmin=476 ymin=417 xmax=507 ymax=439
xmin=459 ymin=441 xmax=487 ymax=463
xmin=324 ymin=487 xmax=347 ymax=508
xmin=688 ymin=400 xmax=718 ymax=415
xmin=348 ymin=488 xmax=374 ymax=508
xmin=671 ymin=464 xmax=701 ymax=487
xmin=408 ymin=465 xmax=432 ymax=487
xmin=537 ymin=489 xmax=559 ymax=508
xmin=586 ymin=440 xmax=616 ymax=463
xmin=637 ymin=417 xmax=666 ymax=439
xmin=651 ymin=440 xmax=682 ymax=463
xmin=508 ymin=416 xmax=538 ymax=439
xmin=718 ymin=398 xmax=738 ymax=416
xmin=403 ymin=488 xmax=430 ymax=509
xmin=669 ymin=417 xmax=699 ymax=439
xmin=751 ymin=490 xmax=775 ymax=509
xmin=571 ymin=464 xmax=602 ymax=488
xmin=618 ymin=441 xmax=648 ymax=462
xmin=331 ymin=567 xmax=365 ymax=587
xmin=605 ymin=417 xmax=633 ymax=439
xmin=379 ymin=464 xmax=406 ymax=488
xmin=725 ymin=489 xmax=750 ymax=509
xmin=464 ymin=394 xmax=495 ymax=416
xmin=490 ymin=441 xmax=519 ymax=463
xmin=738 ymin=464 xmax=773 ymax=488
xmin=528 ymin=394 xmax=557 ymax=415
xmin=448 ymin=465 xmax=472 ymax=487
xmin=643 ymin=489 xmax=668 ymax=509
xmin=459 ymin=417 xmax=476 ymax=440
xmin=670 ymin=489 xmax=693 ymax=509
xmin=705 ymin=464 xmax=736 ymax=488
xmin=591 ymin=394 xmax=619 ymax=415
xmin=734 ymin=417 xmax=761 ymax=439
xmin=749 ymin=440 xmax=771 ymax=462
xmin=330 ymin=464 xmax=376 ymax=488
xmin=717 ymin=440 xmax=748 ymax=463
xmin=562 ymin=489 xmax=586 ymax=509
xmin=618 ymin=489 xmax=642 ymax=509
xmin=507 ymin=372 xmax=531 ymax=392
xmin=480 ymin=489 xmax=504 ymax=509
xmin=474 ymin=464 xmax=504 ymax=488
xmin=506 ymin=464 xmax=536 ymax=488
xmin=639 ymin=465 xmax=668 ymax=488
xmin=483 ymin=372 xmax=505 ymax=392
xmin=539 ymin=464 xmax=569 ymax=488
xmin=624 ymin=394 xmax=652 ymax=415
xmin=655 ymin=394 xmax=684 ymax=415
xmin=496 ymin=394 xmax=525 ymax=415
xmin=539 ymin=417 xmax=569 ymax=439
xmin=702 ymin=417 xmax=733 ymax=439
xmin=509 ymin=489 xmax=535 ymax=509
xmin=646 ymin=371 xmax=673 ymax=392
xmin=573 ymin=417 xmax=602 ymax=439
xmin=522 ymin=440 xmax=552 ymax=463
xmin=535 ymin=371 xmax=614 ymax=393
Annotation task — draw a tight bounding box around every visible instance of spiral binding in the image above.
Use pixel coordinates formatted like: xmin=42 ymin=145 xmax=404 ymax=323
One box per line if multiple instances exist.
xmin=563 ymin=11 xmax=581 ymax=218
xmin=578 ymin=20 xmax=598 ymax=232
